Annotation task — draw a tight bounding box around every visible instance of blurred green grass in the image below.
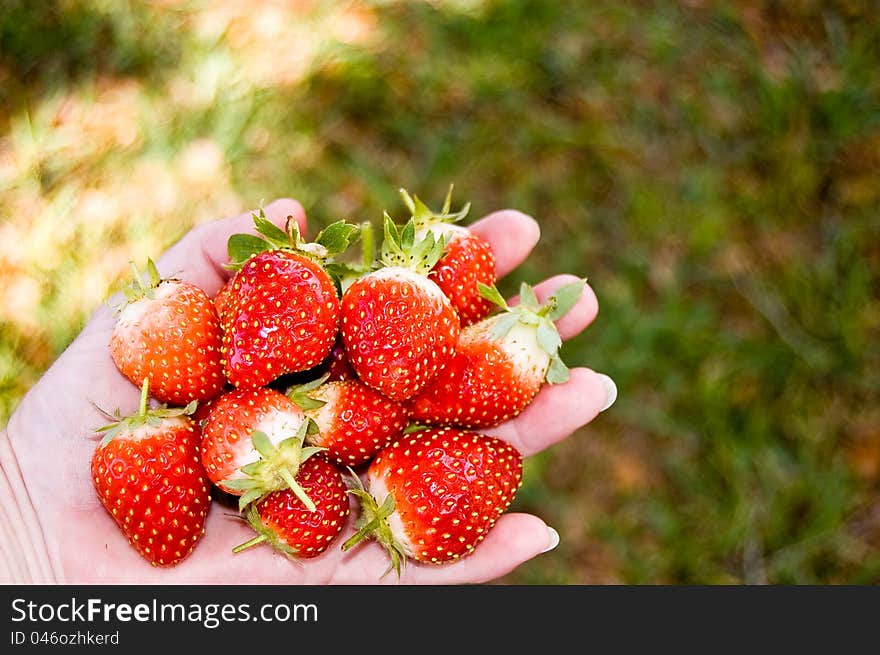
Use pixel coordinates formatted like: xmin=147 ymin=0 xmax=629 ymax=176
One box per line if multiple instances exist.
xmin=1 ymin=0 xmax=878 ymax=583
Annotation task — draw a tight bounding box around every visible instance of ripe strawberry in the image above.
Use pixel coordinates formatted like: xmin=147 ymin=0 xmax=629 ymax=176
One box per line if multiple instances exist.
xmin=340 ymin=215 xmax=461 ymax=401
xmin=408 ymin=280 xmax=585 ymax=428
xmin=91 ymin=380 xmax=210 ymax=566
xmin=109 ymin=259 xmax=225 ymax=405
xmin=343 ymin=428 xmax=523 ymax=573
xmin=200 ymin=387 xmax=324 ymax=510
xmin=287 ymin=375 xmax=408 ymax=467
xmin=220 ymin=212 xmax=358 ymax=389
xmin=232 ymin=456 xmax=349 ymax=559
xmin=401 ymin=187 xmax=496 ymax=326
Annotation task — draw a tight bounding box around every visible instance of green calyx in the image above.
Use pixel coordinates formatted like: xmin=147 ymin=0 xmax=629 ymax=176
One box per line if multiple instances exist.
xmin=286 ymin=373 xmax=330 ymax=412
xmin=222 ymin=419 xmax=324 ymax=512
xmin=380 ymin=213 xmax=447 ymax=275
xmin=225 ymin=209 xmax=360 ymax=271
xmin=341 ymin=472 xmax=408 ymax=578
xmin=95 ymin=378 xmax=196 ymax=446
xmin=116 ymin=258 xmax=163 ymax=310
xmin=231 ymin=503 xmax=301 ymax=559
xmin=477 ymin=279 xmax=586 ymax=385
xmin=324 ymin=220 xmax=377 ymax=291
xmin=399 ymin=185 xmax=471 ymax=231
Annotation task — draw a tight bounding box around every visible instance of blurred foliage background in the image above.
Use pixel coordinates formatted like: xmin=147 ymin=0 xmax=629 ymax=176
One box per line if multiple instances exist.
xmin=1 ymin=0 xmax=879 ymax=583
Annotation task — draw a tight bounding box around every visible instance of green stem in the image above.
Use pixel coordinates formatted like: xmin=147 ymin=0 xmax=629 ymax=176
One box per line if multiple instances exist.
xmin=342 ymin=516 xmax=382 ymax=551
xmin=129 ymin=261 xmax=143 ymax=294
xmin=360 ymin=220 xmax=375 ymax=268
xmin=232 ymin=534 xmax=267 ymax=554
xmin=279 ymin=468 xmax=316 ymax=512
xmin=138 ymin=378 xmax=149 ymax=418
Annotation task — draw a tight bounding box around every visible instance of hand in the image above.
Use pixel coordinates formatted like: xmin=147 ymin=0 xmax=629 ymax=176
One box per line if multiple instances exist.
xmin=1 ymin=199 xmax=614 ymax=584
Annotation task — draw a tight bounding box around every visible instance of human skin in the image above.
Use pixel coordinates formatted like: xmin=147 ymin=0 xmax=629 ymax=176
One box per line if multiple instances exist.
xmin=0 ymin=198 xmax=615 ymax=584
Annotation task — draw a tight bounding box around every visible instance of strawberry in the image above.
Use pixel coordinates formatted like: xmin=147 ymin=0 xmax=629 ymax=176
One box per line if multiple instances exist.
xmin=219 ymin=212 xmax=358 ymax=389
xmin=340 ymin=215 xmax=461 ymax=401
xmin=91 ymin=380 xmax=210 ymax=566
xmin=232 ymin=456 xmax=349 ymax=559
xmin=287 ymin=375 xmax=408 ymax=467
xmin=408 ymin=280 xmax=585 ymax=428
xmin=342 ymin=427 xmax=523 ymax=573
xmin=109 ymin=259 xmax=225 ymax=405
xmin=200 ymin=387 xmax=324 ymax=510
xmin=401 ymin=187 xmax=496 ymax=326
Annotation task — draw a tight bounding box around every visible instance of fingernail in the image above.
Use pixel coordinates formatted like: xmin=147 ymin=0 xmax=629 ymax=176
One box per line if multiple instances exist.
xmin=596 ymin=373 xmax=617 ymax=412
xmin=542 ymin=527 xmax=560 ymax=553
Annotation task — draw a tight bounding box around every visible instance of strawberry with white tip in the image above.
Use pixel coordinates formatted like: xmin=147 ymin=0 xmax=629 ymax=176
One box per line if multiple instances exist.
xmin=339 ymin=215 xmax=461 ymax=401
xmin=342 ymin=427 xmax=523 ymax=574
xmin=109 ymin=259 xmax=226 ymax=405
xmin=199 ymin=387 xmax=324 ymax=510
xmin=407 ymin=279 xmax=585 ymax=428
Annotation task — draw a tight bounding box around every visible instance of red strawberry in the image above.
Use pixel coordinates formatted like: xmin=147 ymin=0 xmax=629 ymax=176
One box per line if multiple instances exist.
xmin=109 ymin=259 xmax=225 ymax=405
xmin=200 ymin=387 xmax=323 ymax=510
xmin=408 ymin=280 xmax=584 ymax=428
xmin=340 ymin=216 xmax=461 ymax=401
xmin=401 ymin=187 xmax=496 ymax=326
xmin=343 ymin=428 xmax=523 ymax=573
xmin=232 ymin=456 xmax=349 ymax=559
xmin=91 ymin=380 xmax=210 ymax=566
xmin=287 ymin=375 xmax=408 ymax=467
xmin=220 ymin=213 xmax=358 ymax=389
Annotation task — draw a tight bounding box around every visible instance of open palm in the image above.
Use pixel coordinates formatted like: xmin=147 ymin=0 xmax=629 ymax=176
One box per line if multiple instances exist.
xmin=3 ymin=199 xmax=611 ymax=584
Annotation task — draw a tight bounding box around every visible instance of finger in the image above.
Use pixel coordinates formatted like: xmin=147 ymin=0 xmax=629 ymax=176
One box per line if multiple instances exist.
xmin=508 ymin=273 xmax=599 ymax=341
xmin=485 ymin=367 xmax=611 ymax=457
xmin=468 ymin=210 xmax=540 ymax=278
xmin=397 ymin=514 xmax=555 ymax=584
xmin=156 ymin=198 xmax=308 ymax=295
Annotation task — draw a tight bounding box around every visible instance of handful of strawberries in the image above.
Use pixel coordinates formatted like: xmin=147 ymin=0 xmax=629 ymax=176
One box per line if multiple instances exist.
xmin=92 ymin=188 xmax=585 ymax=575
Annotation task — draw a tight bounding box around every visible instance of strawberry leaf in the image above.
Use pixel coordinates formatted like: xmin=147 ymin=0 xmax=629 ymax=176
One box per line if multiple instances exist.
xmin=224 ymin=478 xmax=260 ymax=490
xmin=287 ymin=374 xmax=330 ymax=411
xmin=536 ymin=319 xmax=562 ymax=355
xmin=489 ymin=312 xmax=520 ymax=340
xmin=146 ymin=258 xmax=161 ymax=287
xmin=401 ymin=185 xmax=471 ymax=229
xmin=518 ymin=282 xmax=541 ymax=312
xmin=441 ymin=184 xmax=453 ymax=213
xmin=477 ymin=283 xmax=509 ymax=311
xmin=253 ymin=212 xmax=290 ymax=247
xmin=380 ymin=215 xmax=447 ymax=274
xmin=316 ymin=220 xmax=360 ymax=256
xmin=226 ymin=233 xmax=271 ymax=269
xmin=399 ymin=218 xmax=416 ymax=250
xmin=303 ymin=417 xmax=321 ymax=437
xmin=300 ymin=446 xmax=326 ymax=460
xmin=250 ymin=430 xmax=277 ymax=460
xmin=546 ymin=354 xmax=571 ymax=384
xmin=546 ymin=279 xmax=586 ymax=321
